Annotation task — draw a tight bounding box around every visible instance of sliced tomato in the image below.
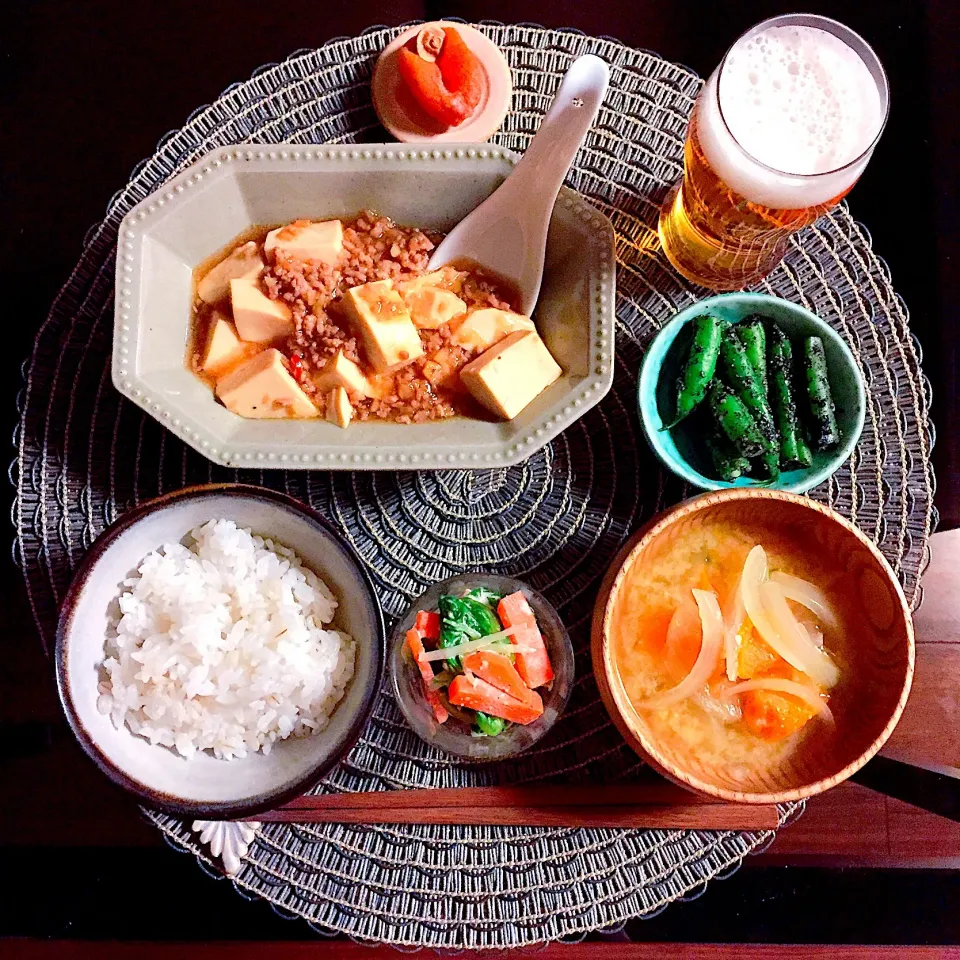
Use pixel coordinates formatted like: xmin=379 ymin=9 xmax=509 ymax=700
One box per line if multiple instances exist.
xmin=462 ymin=650 xmax=537 ymax=705
xmin=448 ymin=674 xmax=543 ymax=725
xmin=406 ymin=628 xmax=448 ymax=724
xmin=497 ymin=591 xmax=554 ymax=690
xmin=397 ymin=48 xmax=469 ymax=126
xmin=396 ymin=27 xmax=485 ymax=127
xmin=414 ymin=610 xmax=441 ymax=642
xmin=436 ymin=28 xmax=484 ymax=113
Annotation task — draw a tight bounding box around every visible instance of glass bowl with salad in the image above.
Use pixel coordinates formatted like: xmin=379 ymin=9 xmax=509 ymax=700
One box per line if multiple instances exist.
xmin=389 ymin=574 xmax=575 ymax=760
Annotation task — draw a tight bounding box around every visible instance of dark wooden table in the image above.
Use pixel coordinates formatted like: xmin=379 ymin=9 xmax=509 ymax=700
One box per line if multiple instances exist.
xmin=2 ymin=0 xmax=959 ymax=953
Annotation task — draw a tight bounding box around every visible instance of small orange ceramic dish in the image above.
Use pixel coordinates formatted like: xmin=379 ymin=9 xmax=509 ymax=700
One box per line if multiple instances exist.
xmin=373 ymin=22 xmax=513 ymax=143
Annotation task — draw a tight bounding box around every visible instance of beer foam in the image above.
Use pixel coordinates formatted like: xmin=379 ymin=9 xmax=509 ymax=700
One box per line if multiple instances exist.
xmin=699 ymin=24 xmax=885 ymax=208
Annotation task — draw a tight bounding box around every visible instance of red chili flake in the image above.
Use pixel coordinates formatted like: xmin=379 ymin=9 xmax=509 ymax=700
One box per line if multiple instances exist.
xmin=288 ymin=352 xmax=305 ymax=383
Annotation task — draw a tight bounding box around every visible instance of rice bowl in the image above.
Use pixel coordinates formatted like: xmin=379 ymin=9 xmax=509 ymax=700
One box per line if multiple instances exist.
xmin=56 ymin=485 xmax=384 ymax=818
xmin=99 ymin=519 xmax=356 ymax=761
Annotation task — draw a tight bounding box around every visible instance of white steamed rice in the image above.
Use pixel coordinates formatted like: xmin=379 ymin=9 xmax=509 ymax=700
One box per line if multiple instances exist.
xmin=97 ymin=519 xmax=356 ymax=760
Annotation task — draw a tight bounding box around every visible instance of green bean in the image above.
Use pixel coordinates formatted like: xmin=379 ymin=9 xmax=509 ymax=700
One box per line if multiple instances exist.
xmin=802 ymin=336 xmax=840 ymax=450
xmin=718 ymin=330 xmax=779 ymax=479
xmin=734 ymin=319 xmax=778 ymax=479
xmin=663 ymin=315 xmax=723 ymax=428
xmin=735 ymin=318 xmax=768 ymax=397
xmin=795 ymin=432 xmax=813 ymax=469
xmin=708 ymin=382 xmax=765 ymax=459
xmin=474 ymin=712 xmax=507 ymax=737
xmin=705 ymin=432 xmax=751 ymax=482
xmin=767 ymin=325 xmax=805 ymax=469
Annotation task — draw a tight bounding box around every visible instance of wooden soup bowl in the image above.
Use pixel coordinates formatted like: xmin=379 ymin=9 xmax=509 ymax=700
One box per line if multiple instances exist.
xmin=592 ymin=489 xmax=915 ymax=804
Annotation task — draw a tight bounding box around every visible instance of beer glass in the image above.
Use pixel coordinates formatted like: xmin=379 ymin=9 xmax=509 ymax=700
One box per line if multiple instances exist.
xmin=658 ymin=14 xmax=889 ymax=291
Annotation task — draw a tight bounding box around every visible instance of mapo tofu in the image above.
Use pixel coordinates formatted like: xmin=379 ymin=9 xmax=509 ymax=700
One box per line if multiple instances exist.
xmin=190 ymin=212 xmax=562 ymax=427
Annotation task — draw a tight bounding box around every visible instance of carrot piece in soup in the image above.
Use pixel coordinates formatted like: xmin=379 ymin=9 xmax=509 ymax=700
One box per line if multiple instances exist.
xmin=663 ymin=595 xmax=702 ymax=683
xmin=741 ymin=689 xmax=818 ymax=742
xmin=448 ymin=674 xmax=544 ymax=725
xmin=698 ymin=563 xmax=734 ymax=613
xmin=406 ymin=629 xmax=448 ymax=724
xmin=639 ymin=607 xmax=675 ymax=655
xmin=498 ymin=591 xmax=554 ymax=689
xmin=414 ymin=610 xmax=441 ymax=642
xmin=462 ymin=650 xmax=538 ymax=705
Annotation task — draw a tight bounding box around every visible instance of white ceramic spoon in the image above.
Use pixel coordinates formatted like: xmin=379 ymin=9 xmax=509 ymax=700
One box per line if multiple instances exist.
xmin=428 ymin=54 xmax=610 ymax=316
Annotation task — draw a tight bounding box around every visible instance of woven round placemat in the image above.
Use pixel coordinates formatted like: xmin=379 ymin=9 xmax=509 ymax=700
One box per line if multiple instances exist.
xmin=14 ymin=22 xmax=935 ymax=949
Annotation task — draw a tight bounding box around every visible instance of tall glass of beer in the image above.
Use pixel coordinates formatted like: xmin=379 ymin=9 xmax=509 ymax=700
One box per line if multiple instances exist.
xmin=658 ymin=14 xmax=889 ymax=291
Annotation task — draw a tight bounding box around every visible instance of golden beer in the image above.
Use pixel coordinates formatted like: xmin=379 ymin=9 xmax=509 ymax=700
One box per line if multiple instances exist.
xmin=659 ymin=15 xmax=889 ymax=291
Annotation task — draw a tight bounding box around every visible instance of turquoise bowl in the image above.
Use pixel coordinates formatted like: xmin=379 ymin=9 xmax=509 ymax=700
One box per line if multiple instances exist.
xmin=638 ymin=292 xmax=866 ymax=494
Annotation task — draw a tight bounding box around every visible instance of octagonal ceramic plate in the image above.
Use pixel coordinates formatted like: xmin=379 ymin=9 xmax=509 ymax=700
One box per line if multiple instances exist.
xmin=112 ymin=144 xmax=616 ymax=470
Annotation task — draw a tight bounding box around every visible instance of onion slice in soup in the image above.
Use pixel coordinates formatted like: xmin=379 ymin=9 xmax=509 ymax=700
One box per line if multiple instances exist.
xmin=802 ymin=621 xmax=824 ymax=649
xmin=769 ymin=571 xmax=840 ymax=631
xmin=723 ymin=587 xmax=746 ymax=682
xmin=739 ymin=546 xmax=839 ymax=690
xmin=759 ymin=580 xmax=839 ymax=688
xmin=639 ymin=589 xmax=723 ymax=709
xmin=721 ymin=678 xmax=834 ymax=725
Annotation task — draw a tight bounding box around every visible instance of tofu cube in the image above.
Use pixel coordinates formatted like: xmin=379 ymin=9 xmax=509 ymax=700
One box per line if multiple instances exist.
xmin=342 ymin=279 xmax=423 ymax=374
xmin=325 ymin=386 xmax=354 ymax=429
xmin=312 ymin=350 xmax=375 ymax=398
xmin=201 ymin=312 xmax=249 ymax=376
xmin=451 ymin=308 xmax=535 ymax=352
xmin=264 ymin=219 xmax=343 ymax=265
xmin=216 ymin=349 xmax=316 ymax=419
xmin=197 ymin=241 xmax=264 ymax=304
xmin=460 ymin=331 xmax=562 ymax=420
xmin=230 ymin=277 xmax=293 ymax=343
xmin=396 ymin=266 xmax=464 ymax=297
xmin=404 ymin=288 xmax=467 ymax=329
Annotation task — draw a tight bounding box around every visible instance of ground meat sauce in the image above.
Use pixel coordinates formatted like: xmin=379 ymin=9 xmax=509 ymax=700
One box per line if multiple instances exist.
xmin=191 ymin=212 xmax=514 ymax=423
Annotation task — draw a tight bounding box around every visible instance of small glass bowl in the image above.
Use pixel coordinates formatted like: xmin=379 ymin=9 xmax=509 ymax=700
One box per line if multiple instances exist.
xmin=389 ymin=573 xmax=575 ymax=761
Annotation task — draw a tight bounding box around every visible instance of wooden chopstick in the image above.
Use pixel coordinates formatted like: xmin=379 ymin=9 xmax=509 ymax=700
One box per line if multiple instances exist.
xmin=251 ymin=786 xmax=779 ymax=830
